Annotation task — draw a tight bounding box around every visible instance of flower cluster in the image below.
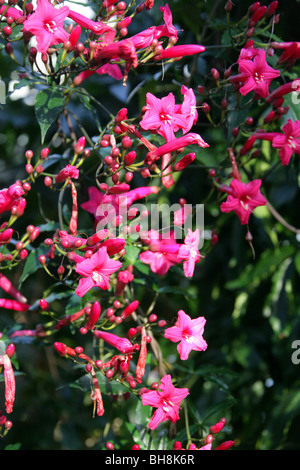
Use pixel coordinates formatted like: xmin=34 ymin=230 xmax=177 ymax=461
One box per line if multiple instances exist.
xmin=0 ymin=0 xmax=299 ymax=451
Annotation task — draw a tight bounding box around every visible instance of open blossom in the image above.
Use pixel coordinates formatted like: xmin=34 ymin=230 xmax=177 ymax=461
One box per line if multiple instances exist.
xmin=177 ymin=228 xmax=201 ymax=278
xmin=164 ymin=310 xmax=207 ymax=360
xmin=75 ymin=246 xmax=122 ymax=297
xmin=272 ymin=41 xmax=300 ymax=66
xmin=141 ymin=374 xmax=189 ymax=430
xmin=255 ymin=119 xmax=300 ymax=165
xmin=139 ymin=230 xmax=181 ymax=276
xmin=232 ymin=48 xmax=280 ymax=98
xmin=140 ymin=92 xmax=191 ymax=142
xmin=220 ymin=179 xmax=267 ymax=225
xmin=22 ymin=0 xmax=70 ymax=53
xmin=131 ymin=4 xmax=178 ymax=50
xmin=81 ymin=185 xmax=159 ymax=227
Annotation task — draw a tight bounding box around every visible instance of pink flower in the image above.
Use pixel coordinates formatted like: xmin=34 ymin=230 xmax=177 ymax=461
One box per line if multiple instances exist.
xmin=0 ymin=183 xmax=24 ymax=216
xmin=177 ymin=228 xmax=201 ymax=277
xmin=179 ymin=85 xmax=198 ymax=128
xmin=154 ymin=44 xmax=205 ymax=61
xmin=22 ymin=0 xmax=70 ymax=53
xmin=55 ymin=165 xmax=79 ymax=183
xmin=0 ymin=273 xmax=28 ymax=304
xmin=235 ymin=48 xmax=280 ymax=98
xmin=139 ymin=230 xmax=180 ymax=276
xmin=272 ymin=41 xmax=300 ymax=66
xmin=130 ymin=4 xmax=177 ymax=50
xmin=220 ymin=179 xmax=267 ymax=225
xmin=67 ymin=9 xmax=113 ymax=35
xmin=0 ymin=347 xmax=16 ymax=414
xmin=145 ymin=132 xmax=209 ymax=164
xmin=255 ymin=119 xmax=300 ymax=165
xmin=93 ymin=330 xmax=139 ymax=354
xmin=272 ymin=119 xmax=300 ymax=165
xmin=164 ymin=310 xmax=207 ymax=360
xmin=140 ymin=92 xmax=190 ymax=142
xmin=141 ymin=374 xmax=189 ymax=430
xmin=173 ymin=205 xmax=192 ymax=226
xmin=81 ymin=185 xmax=159 ymax=226
xmin=74 ymin=246 xmax=122 ymax=297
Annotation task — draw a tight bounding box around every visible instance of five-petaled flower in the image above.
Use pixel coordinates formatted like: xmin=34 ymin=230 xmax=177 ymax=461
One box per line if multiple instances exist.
xmin=75 ymin=246 xmax=122 ymax=297
xmin=141 ymin=374 xmax=189 ymax=430
xmin=164 ymin=310 xmax=207 ymax=360
xmin=234 ymin=48 xmax=280 ymax=98
xmin=22 ymin=0 xmax=70 ymax=53
xmin=140 ymin=92 xmax=190 ymax=142
xmin=220 ymin=179 xmax=267 ymax=225
xmin=177 ymin=228 xmax=202 ymax=278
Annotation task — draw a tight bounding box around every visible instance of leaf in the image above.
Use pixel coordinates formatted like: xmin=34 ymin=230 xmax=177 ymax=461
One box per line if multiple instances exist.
xmin=17 ymin=246 xmax=45 ymax=288
xmin=225 ymin=245 xmax=295 ymax=290
xmin=35 ymin=87 xmax=65 ymax=143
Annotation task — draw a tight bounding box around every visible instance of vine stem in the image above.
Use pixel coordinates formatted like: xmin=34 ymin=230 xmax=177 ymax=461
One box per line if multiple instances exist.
xmin=266 ymin=200 xmax=300 ymax=235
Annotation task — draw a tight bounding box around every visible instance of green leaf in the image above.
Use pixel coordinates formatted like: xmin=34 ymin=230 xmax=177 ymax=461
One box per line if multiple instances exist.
xmin=225 ymin=245 xmax=295 ymax=291
xmin=35 ymin=87 xmax=65 ymax=143
xmin=17 ymin=246 xmax=45 ymax=288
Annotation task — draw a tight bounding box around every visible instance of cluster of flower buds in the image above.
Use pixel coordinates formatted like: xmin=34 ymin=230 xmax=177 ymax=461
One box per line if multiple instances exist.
xmin=172 ymin=417 xmax=234 ymax=450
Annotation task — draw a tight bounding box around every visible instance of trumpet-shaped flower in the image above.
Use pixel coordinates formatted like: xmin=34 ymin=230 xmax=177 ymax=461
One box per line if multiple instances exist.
xmin=272 ymin=119 xmax=300 ymax=165
xmin=140 ymin=92 xmax=190 ymax=142
xmin=235 ymin=48 xmax=280 ymax=98
xmin=177 ymin=228 xmax=201 ymax=278
xmin=0 ymin=347 xmax=16 ymax=414
xmin=164 ymin=310 xmax=207 ymax=360
xmin=22 ymin=0 xmax=70 ymax=53
xmin=141 ymin=374 xmax=189 ymax=430
xmin=75 ymin=246 xmax=122 ymax=297
xmin=220 ymin=179 xmax=267 ymax=225
xmin=139 ymin=230 xmax=181 ymax=276
xmin=93 ymin=330 xmax=139 ymax=354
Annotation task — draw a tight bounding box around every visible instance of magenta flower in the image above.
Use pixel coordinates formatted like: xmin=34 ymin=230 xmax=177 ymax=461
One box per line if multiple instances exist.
xmin=0 ymin=183 xmax=24 ymax=216
xmin=93 ymin=330 xmax=139 ymax=354
xmin=177 ymin=228 xmax=201 ymax=278
xmin=75 ymin=246 xmax=122 ymax=297
xmin=146 ymin=132 xmax=209 ymax=164
xmin=140 ymin=92 xmax=190 ymax=142
xmin=139 ymin=230 xmax=180 ymax=276
xmin=81 ymin=185 xmax=159 ymax=226
xmin=55 ymin=165 xmax=79 ymax=183
xmin=154 ymin=44 xmax=205 ymax=61
xmin=141 ymin=374 xmax=189 ymax=430
xmin=164 ymin=310 xmax=207 ymax=360
xmin=236 ymin=48 xmax=280 ymax=98
xmin=0 ymin=347 xmax=16 ymax=414
xmin=130 ymin=3 xmax=177 ymax=50
xmin=220 ymin=179 xmax=267 ymax=225
xmin=272 ymin=119 xmax=300 ymax=165
xmin=22 ymin=0 xmax=70 ymax=53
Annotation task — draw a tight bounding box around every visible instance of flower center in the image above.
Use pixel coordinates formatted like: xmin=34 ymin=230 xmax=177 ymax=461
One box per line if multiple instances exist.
xmin=162 ymin=398 xmax=174 ymax=413
xmin=287 ymin=136 xmax=296 ymax=149
xmin=254 ymin=72 xmax=264 ymax=83
xmin=92 ymin=271 xmax=103 ymax=284
xmin=189 ymin=248 xmax=198 ymax=259
xmin=182 ymin=328 xmax=193 ymax=342
xmin=159 ymin=112 xmax=172 ymax=124
xmin=240 ymin=195 xmax=251 ymax=211
xmin=44 ymin=20 xmax=57 ymax=33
